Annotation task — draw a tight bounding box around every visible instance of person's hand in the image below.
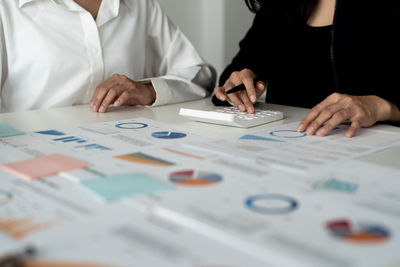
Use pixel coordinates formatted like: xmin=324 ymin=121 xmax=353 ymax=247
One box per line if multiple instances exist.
xmin=297 ymin=93 xmax=396 ymax=138
xmin=214 ymin=69 xmax=266 ymax=114
xmin=90 ymin=74 xmax=156 ymax=113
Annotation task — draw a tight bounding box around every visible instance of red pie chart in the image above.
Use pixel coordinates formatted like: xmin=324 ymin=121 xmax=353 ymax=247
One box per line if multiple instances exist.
xmin=170 ymin=170 xmax=223 ymax=186
xmin=327 ymin=219 xmax=390 ymax=244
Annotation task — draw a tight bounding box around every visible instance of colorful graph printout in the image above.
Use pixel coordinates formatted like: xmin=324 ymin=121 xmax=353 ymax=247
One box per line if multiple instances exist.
xmin=240 ymin=134 xmax=283 ymax=142
xmin=327 ymin=219 xmax=390 ymax=244
xmin=53 ymin=136 xmax=87 ymax=143
xmin=0 ymin=123 xmax=25 ymax=138
xmin=36 ymin=130 xmax=66 ymax=136
xmin=269 ymin=130 xmax=306 ymax=138
xmin=0 ymin=217 xmax=61 ymax=240
xmin=115 ymin=122 xmax=148 ymax=129
xmin=0 ymin=154 xmax=89 ymax=180
xmin=170 ymin=170 xmax=223 ymax=186
xmin=80 ymin=173 xmax=171 ymax=202
xmin=313 ymin=179 xmax=359 ymax=194
xmin=152 ymin=131 xmax=187 ymax=139
xmin=245 ymin=194 xmax=298 ymax=215
xmin=114 ymin=153 xmax=174 ymax=167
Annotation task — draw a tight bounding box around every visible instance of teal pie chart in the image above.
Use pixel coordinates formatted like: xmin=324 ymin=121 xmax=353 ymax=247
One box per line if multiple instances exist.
xmin=152 ymin=131 xmax=187 ymax=139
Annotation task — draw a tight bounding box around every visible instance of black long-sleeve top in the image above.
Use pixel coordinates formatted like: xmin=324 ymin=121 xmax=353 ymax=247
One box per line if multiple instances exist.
xmin=214 ymin=0 xmax=400 ymax=110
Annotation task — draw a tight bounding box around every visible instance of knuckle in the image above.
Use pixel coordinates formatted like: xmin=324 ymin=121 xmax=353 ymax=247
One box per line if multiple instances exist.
xmin=218 ymin=87 xmax=225 ymax=94
xmin=121 ymin=74 xmax=128 ymax=80
xmin=108 ymin=88 xmax=117 ymax=95
xmin=353 ymin=114 xmax=365 ymax=122
xmin=98 ymin=87 xmax=108 ymax=94
xmin=351 ymin=120 xmax=361 ymax=128
xmin=241 ymin=68 xmax=251 ymax=76
xmin=320 ymin=108 xmax=333 ymax=118
xmin=230 ymin=71 xmax=240 ymax=79
xmin=324 ymin=106 xmax=336 ymax=114
xmin=301 ymin=118 xmax=310 ymax=125
xmin=329 ymin=92 xmax=343 ymax=102
xmin=324 ymin=123 xmax=335 ymax=130
xmin=336 ymin=110 xmax=347 ymax=120
xmin=342 ymin=95 xmax=354 ymax=104
xmin=311 ymin=106 xmax=321 ymax=114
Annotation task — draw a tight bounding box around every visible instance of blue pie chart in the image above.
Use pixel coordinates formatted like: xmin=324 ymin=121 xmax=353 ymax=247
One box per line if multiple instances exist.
xmin=270 ymin=130 xmax=306 ymax=138
xmin=245 ymin=194 xmax=298 ymax=215
xmin=152 ymin=131 xmax=187 ymax=139
xmin=116 ymin=122 xmax=148 ymax=129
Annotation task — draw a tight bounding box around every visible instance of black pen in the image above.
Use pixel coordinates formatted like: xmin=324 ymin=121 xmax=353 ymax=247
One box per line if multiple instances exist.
xmin=225 ymin=78 xmax=261 ymax=95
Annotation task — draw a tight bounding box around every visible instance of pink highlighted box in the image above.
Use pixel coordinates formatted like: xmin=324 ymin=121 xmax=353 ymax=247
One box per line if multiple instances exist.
xmin=1 ymin=154 xmax=89 ymax=180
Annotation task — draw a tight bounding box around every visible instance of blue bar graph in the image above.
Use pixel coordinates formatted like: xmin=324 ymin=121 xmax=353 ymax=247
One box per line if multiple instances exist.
xmin=53 ymin=136 xmax=87 ymax=143
xmin=75 ymin=144 xmax=112 ymax=151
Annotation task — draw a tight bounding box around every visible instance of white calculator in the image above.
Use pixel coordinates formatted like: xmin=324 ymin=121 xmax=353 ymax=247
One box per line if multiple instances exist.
xmin=179 ymin=107 xmax=283 ymax=128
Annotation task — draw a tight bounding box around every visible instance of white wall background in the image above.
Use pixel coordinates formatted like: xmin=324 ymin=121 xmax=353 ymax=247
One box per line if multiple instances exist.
xmin=157 ymin=0 xmax=254 ymax=81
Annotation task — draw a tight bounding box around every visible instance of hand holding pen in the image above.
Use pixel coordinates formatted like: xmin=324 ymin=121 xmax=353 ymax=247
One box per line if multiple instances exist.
xmin=214 ymin=69 xmax=266 ymax=114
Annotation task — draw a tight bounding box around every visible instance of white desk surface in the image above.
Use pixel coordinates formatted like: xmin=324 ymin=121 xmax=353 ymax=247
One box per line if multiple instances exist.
xmin=1 ymin=97 xmax=399 ymax=165
xmin=1 ymin=98 xmax=400 ymax=266
xmin=1 ymin=97 xmax=399 ymax=134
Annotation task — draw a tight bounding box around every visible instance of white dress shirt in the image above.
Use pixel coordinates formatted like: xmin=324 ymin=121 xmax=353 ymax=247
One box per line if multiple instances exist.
xmin=0 ymin=0 xmax=215 ymax=113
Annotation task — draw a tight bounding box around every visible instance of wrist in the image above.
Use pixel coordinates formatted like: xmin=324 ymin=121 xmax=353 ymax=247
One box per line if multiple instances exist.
xmin=373 ymin=96 xmax=399 ymax=122
xmin=388 ymin=102 xmax=400 ymax=122
xmin=144 ymin=83 xmax=156 ymax=105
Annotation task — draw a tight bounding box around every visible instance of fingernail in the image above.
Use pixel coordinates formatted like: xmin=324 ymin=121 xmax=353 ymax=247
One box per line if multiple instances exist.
xmin=316 ymin=128 xmax=326 ymax=136
xmin=306 ymin=126 xmax=315 ymax=135
xmin=114 ymin=100 xmax=120 ymax=107
xmin=250 ymin=95 xmax=256 ymax=103
xmin=238 ymin=104 xmax=245 ymax=111
xmin=99 ymin=106 xmax=105 ymax=113
xmin=297 ymin=124 xmax=305 ymax=132
xmin=92 ymin=105 xmax=97 ymax=112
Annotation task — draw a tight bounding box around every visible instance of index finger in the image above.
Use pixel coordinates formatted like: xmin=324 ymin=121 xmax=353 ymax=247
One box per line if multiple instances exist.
xmin=297 ymin=96 xmax=339 ymax=132
xmin=90 ymin=75 xmax=120 ymax=105
xmin=240 ymin=70 xmax=257 ymax=103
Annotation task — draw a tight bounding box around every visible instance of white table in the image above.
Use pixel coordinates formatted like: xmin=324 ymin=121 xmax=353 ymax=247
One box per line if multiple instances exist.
xmin=0 ymin=98 xmax=308 ymax=134
xmin=1 ymin=97 xmax=399 ymax=167
xmin=1 ymin=98 xmax=400 ymax=266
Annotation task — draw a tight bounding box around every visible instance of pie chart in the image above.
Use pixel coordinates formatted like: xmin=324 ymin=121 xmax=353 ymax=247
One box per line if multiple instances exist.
xmin=327 ymin=219 xmax=390 ymax=244
xmin=116 ymin=122 xmax=148 ymax=129
xmin=152 ymin=131 xmax=187 ymax=139
xmin=270 ymin=130 xmax=306 ymax=138
xmin=245 ymin=194 xmax=298 ymax=214
xmin=170 ymin=170 xmax=223 ymax=186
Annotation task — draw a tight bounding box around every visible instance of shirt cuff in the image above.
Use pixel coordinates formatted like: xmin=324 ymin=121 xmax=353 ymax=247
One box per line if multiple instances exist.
xmin=136 ymin=77 xmax=172 ymax=106
xmin=149 ymin=77 xmax=172 ymax=106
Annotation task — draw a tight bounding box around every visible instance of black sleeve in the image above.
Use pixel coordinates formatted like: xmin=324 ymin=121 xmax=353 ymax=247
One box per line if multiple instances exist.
xmin=212 ymin=13 xmax=275 ymax=106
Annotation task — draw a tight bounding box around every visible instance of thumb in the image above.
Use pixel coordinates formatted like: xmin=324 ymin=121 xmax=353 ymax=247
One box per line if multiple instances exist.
xmin=255 ymin=81 xmax=266 ymax=96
